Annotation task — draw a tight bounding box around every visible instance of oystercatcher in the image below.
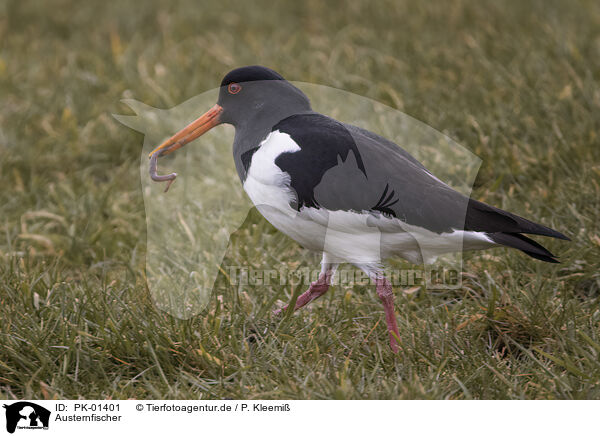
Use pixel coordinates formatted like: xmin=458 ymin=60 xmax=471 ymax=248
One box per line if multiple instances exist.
xmin=149 ymin=65 xmax=568 ymax=352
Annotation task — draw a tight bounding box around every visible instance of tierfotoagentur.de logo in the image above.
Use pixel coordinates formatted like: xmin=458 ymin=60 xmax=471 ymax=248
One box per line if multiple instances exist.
xmin=2 ymin=402 xmax=50 ymax=434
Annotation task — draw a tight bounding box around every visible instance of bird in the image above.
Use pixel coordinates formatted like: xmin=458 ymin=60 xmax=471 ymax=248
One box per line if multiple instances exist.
xmin=148 ymin=65 xmax=569 ymax=352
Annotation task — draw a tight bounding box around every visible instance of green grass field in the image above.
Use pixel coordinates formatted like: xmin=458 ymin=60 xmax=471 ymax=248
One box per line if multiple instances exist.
xmin=1 ymin=0 xmax=599 ymax=399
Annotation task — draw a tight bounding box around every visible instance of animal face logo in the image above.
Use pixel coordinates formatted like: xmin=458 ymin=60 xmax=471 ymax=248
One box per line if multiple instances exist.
xmin=3 ymin=402 xmax=51 ymax=433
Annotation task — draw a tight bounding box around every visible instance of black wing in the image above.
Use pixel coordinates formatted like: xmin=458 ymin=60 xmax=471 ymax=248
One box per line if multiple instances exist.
xmin=273 ymin=113 xmax=568 ymax=262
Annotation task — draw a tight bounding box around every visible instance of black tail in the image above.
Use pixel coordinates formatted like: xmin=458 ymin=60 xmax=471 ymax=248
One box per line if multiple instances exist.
xmin=465 ymin=198 xmax=569 ymax=263
xmin=487 ymin=232 xmax=559 ymax=263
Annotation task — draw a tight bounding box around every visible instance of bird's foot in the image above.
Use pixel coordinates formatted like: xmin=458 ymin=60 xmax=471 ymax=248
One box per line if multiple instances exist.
xmin=273 ymin=274 xmax=331 ymax=316
xmin=388 ymin=332 xmax=401 ymax=354
xmin=376 ymin=277 xmax=401 ymax=353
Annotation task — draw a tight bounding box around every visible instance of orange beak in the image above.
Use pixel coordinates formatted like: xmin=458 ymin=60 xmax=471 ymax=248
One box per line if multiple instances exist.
xmin=148 ymin=104 xmax=223 ymax=158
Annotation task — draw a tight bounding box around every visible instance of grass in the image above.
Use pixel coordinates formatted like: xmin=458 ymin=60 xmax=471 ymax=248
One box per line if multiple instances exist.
xmin=1 ymin=0 xmax=599 ymax=399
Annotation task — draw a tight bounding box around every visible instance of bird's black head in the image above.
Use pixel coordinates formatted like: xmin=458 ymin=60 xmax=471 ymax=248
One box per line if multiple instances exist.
xmin=216 ymin=66 xmax=311 ymax=127
xmin=149 ymin=66 xmax=311 ymax=158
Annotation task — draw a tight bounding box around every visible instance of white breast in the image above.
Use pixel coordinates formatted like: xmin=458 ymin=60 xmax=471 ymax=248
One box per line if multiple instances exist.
xmin=243 ymin=130 xmax=299 ymax=212
xmin=242 ymin=131 xmax=325 ymax=251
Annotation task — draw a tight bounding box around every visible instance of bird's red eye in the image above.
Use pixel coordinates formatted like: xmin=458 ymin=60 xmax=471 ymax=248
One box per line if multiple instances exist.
xmin=228 ymin=83 xmax=242 ymax=94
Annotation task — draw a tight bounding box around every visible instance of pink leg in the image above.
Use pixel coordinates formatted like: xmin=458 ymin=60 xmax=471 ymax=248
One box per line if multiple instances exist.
xmin=376 ymin=277 xmax=401 ymax=353
xmin=274 ymin=269 xmax=333 ymax=315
